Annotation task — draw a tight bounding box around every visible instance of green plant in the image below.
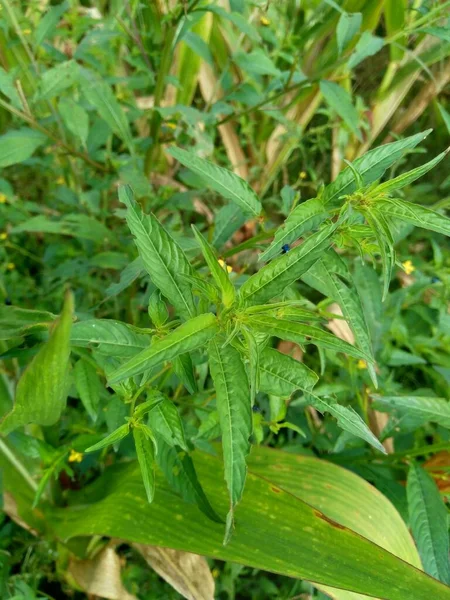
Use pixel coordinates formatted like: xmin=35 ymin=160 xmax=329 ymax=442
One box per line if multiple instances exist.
xmin=2 ymin=1 xmax=450 ymax=599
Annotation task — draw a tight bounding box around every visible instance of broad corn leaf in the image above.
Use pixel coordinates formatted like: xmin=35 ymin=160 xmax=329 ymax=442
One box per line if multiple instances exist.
xmin=108 ymin=314 xmax=218 ymax=384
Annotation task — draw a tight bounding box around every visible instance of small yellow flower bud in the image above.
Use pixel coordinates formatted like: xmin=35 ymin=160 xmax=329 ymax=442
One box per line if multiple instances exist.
xmin=299 ymin=171 xmax=307 ymax=180
xmin=68 ymin=449 xmax=84 ymax=463
xmin=0 ymin=193 xmax=7 ymax=204
xmin=357 ymin=359 xmax=367 ymax=370
xmin=218 ymin=259 xmax=232 ymax=273
xmin=7 ymin=262 xmax=15 ymax=270
xmin=260 ymin=16 xmax=270 ymax=26
xmin=0 ymin=232 xmax=7 ymax=240
xmin=22 ymin=28 xmax=31 ymax=35
xmin=402 ymin=260 xmax=415 ymax=275
xmin=166 ymin=122 xmax=177 ymax=130
xmin=56 ymin=176 xmax=65 ymax=185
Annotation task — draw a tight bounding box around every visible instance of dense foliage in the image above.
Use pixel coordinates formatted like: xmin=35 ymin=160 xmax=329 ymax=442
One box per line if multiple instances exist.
xmin=1 ymin=1 xmax=450 ymax=599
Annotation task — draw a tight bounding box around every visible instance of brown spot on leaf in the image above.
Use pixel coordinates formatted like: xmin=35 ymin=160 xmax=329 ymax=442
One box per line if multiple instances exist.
xmin=314 ymin=509 xmax=346 ymax=530
xmin=271 ymin=486 xmax=281 ymax=494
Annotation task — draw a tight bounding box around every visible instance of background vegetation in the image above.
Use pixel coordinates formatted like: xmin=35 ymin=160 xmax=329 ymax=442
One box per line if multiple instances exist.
xmin=1 ymin=0 xmax=450 ymax=598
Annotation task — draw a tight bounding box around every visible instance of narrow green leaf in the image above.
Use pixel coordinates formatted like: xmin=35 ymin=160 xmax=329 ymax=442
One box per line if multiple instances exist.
xmin=0 ymin=128 xmax=47 ymax=168
xmin=213 ymin=204 xmax=247 ymax=247
xmin=58 ymin=98 xmax=89 ymax=146
xmin=366 ymin=208 xmax=395 ymax=301
xmin=167 ymin=146 xmax=261 ymax=217
xmin=81 ymin=69 xmax=133 ymax=149
xmin=71 ymin=319 xmax=149 ymax=358
xmin=157 ymin=440 xmax=223 ymax=523
xmin=0 ymin=305 xmax=56 ymax=340
xmin=39 ymin=60 xmax=80 ymax=100
xmin=73 ymin=359 xmax=101 ymax=422
xmin=323 ymin=130 xmax=432 ymax=207
xmin=133 ymin=395 xmax=165 ymax=420
xmin=242 ymin=328 xmax=260 ymax=405
xmin=108 ymin=313 xmax=218 ymax=384
xmin=259 ymin=348 xmax=318 ymax=397
xmin=239 ymin=223 xmax=336 ymax=307
xmin=173 ymin=353 xmax=198 ymax=395
xmin=374 ymin=149 xmax=449 ymax=195
xmin=260 ymin=198 xmax=328 ymax=262
xmin=248 ymin=315 xmax=369 ymax=361
xmin=303 ymin=258 xmax=377 ymax=386
xmin=150 ymin=397 xmax=188 ymax=451
xmin=373 ymin=395 xmax=450 ymax=429
xmin=208 ymin=336 xmax=252 ymax=539
xmin=35 ymin=1 xmax=68 ymax=45
xmin=336 ymin=12 xmax=362 ymax=54
xmin=0 ymin=292 xmax=73 ymax=435
xmin=84 ymin=423 xmax=130 ymax=453
xmin=310 ymin=396 xmax=386 ymax=454
xmin=378 ymin=198 xmax=450 ymax=237
xmin=148 ymin=290 xmax=169 ymax=328
xmin=407 ymin=464 xmax=450 ymax=584
xmin=133 ymin=427 xmax=156 ymax=503
xmin=192 ymin=225 xmax=235 ymax=307
xmin=348 ymin=31 xmax=384 ymax=69
xmin=320 ymin=81 xmax=362 ymax=141
xmin=120 ymin=185 xmax=196 ymax=319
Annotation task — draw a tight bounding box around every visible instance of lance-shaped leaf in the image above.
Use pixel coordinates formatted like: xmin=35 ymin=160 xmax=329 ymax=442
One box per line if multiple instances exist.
xmin=157 ymin=440 xmax=223 ymax=523
xmin=260 ymin=198 xmax=328 ymax=262
xmin=366 ymin=207 xmax=395 ymax=301
xmin=373 ymin=148 xmax=449 ymax=196
xmin=248 ymin=315 xmax=370 ymax=361
xmin=173 ymin=354 xmax=197 ymax=394
xmin=407 ymin=464 xmax=450 ymax=584
xmin=109 ymin=313 xmax=218 ymax=384
xmin=167 ymin=146 xmax=261 ymax=217
xmin=208 ymin=336 xmax=252 ymax=541
xmin=239 ymin=223 xmax=336 ymax=307
xmin=134 ymin=427 xmax=156 ymax=503
xmin=377 ymin=198 xmax=450 ymax=237
xmin=71 ymin=319 xmax=149 ymax=358
xmin=192 ymin=225 xmax=235 ymax=307
xmin=303 ymin=258 xmax=377 ymax=387
xmin=73 ymin=359 xmax=101 ymax=421
xmin=85 ymin=423 xmax=130 ymax=453
xmin=309 ymin=396 xmax=386 ymax=454
xmin=373 ymin=395 xmax=450 ymax=429
xmin=120 ymin=186 xmax=196 ymax=319
xmin=259 ymin=348 xmax=318 ymax=397
xmin=150 ymin=397 xmax=188 ymax=451
xmin=0 ymin=292 xmax=73 ymax=435
xmin=320 ymin=81 xmax=362 ymax=141
xmin=323 ymin=130 xmax=432 ymax=207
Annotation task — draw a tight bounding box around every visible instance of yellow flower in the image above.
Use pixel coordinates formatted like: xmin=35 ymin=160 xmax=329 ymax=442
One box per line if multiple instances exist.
xmin=0 ymin=193 xmax=7 ymax=203
xmin=7 ymin=262 xmax=15 ymax=271
xmin=218 ymin=258 xmax=232 ymax=273
xmin=0 ymin=232 xmax=7 ymax=241
xmin=68 ymin=449 xmax=84 ymax=463
xmin=402 ymin=260 xmax=415 ymax=275
xmin=22 ymin=28 xmax=31 ymax=35
xmin=299 ymin=171 xmax=307 ymax=180
xmin=357 ymin=359 xmax=367 ymax=370
xmin=260 ymin=15 xmax=270 ymax=26
xmin=56 ymin=176 xmax=65 ymax=185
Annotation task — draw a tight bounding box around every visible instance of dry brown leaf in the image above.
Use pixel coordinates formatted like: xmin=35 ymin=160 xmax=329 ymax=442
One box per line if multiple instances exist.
xmin=134 ymin=544 xmax=214 ymax=600
xmin=69 ymin=546 xmax=137 ymax=600
xmin=326 ymin=303 xmax=355 ymax=345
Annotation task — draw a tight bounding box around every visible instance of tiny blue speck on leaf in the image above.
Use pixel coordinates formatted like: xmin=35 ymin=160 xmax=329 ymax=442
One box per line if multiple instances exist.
xmin=281 ymin=244 xmax=290 ymax=254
